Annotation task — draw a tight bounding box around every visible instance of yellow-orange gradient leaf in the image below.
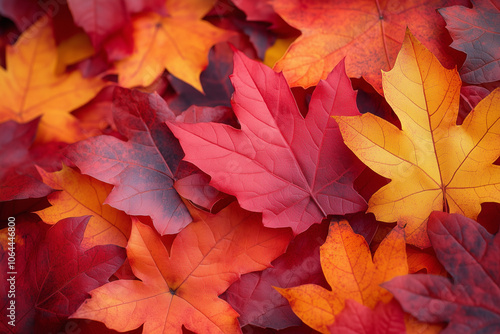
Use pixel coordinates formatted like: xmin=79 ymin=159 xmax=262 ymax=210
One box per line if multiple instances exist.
xmin=0 ymin=17 xmax=106 ymax=142
xmin=276 ymin=220 xmax=407 ymax=334
xmin=70 ymin=202 xmax=292 ymax=333
xmin=271 ymin=0 xmax=464 ymax=92
xmin=36 ymin=164 xmax=131 ymax=249
xmin=334 ymin=29 xmax=500 ymax=248
xmin=115 ymin=0 xmax=235 ymax=92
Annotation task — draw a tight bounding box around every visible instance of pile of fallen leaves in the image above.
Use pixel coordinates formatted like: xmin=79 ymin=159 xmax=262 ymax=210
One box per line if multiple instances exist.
xmin=0 ymin=0 xmax=499 ymax=333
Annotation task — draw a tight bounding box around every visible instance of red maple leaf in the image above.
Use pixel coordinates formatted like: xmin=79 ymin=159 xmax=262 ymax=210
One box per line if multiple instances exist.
xmin=168 ymin=51 xmax=367 ymax=234
xmin=0 ymin=216 xmax=126 ymax=333
xmin=383 ymin=211 xmax=500 ymax=333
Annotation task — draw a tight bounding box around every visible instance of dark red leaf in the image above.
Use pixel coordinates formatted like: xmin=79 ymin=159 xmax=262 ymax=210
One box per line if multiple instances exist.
xmin=458 ymin=85 xmax=492 ymax=123
xmin=383 ymin=212 xmax=500 ymax=333
xmin=0 ymin=119 xmax=53 ymax=201
xmin=0 ymin=216 xmax=126 ymax=333
xmin=224 ymin=220 xmax=329 ymax=329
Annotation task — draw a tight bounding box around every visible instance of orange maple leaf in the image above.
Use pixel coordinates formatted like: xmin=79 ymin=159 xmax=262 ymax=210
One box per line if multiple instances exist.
xmin=271 ymin=0 xmax=464 ymax=92
xmin=276 ymin=219 xmax=408 ymax=334
xmin=334 ymin=29 xmax=500 ymax=247
xmin=0 ymin=16 xmax=106 ymax=142
xmin=35 ymin=164 xmax=131 ymax=249
xmin=70 ymin=202 xmax=292 ymax=333
xmin=114 ymin=0 xmax=235 ymax=92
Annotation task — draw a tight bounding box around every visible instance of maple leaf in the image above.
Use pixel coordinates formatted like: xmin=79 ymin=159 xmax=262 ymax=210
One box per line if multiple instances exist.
xmin=224 ymin=221 xmax=330 ymax=330
xmin=439 ymin=0 xmax=500 ymax=84
xmin=168 ymin=50 xmax=367 ymax=235
xmin=70 ymin=202 xmax=293 ymax=333
xmin=334 ymin=29 xmax=500 ymax=247
xmin=0 ymin=216 xmax=126 ymax=333
xmin=383 ymin=211 xmax=500 ymax=333
xmin=0 ymin=16 xmax=106 ymax=142
xmin=276 ymin=219 xmax=408 ymax=334
xmin=327 ymin=299 xmax=406 ymax=334
xmin=270 ymin=0 xmax=466 ymax=92
xmin=0 ymin=119 xmax=53 ymax=202
xmin=35 ymin=164 xmax=131 ymax=249
xmin=114 ymin=0 xmax=235 ymax=92
xmin=66 ymin=87 xmax=191 ymax=235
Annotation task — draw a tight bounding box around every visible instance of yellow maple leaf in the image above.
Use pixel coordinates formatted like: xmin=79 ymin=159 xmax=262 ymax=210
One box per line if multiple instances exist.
xmin=334 ymin=29 xmax=500 ymax=247
xmin=276 ymin=219 xmax=408 ymax=334
xmin=0 ymin=16 xmax=106 ymax=142
xmin=114 ymin=0 xmax=235 ymax=92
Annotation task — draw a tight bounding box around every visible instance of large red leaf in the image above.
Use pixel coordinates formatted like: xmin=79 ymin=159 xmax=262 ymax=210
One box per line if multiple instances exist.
xmin=66 ymin=87 xmax=191 ymax=235
xmin=0 ymin=216 xmax=126 ymax=333
xmin=168 ymin=51 xmax=367 ymax=234
xmin=439 ymin=0 xmax=500 ymax=84
xmin=383 ymin=212 xmax=500 ymax=333
xmin=71 ymin=202 xmax=293 ymax=333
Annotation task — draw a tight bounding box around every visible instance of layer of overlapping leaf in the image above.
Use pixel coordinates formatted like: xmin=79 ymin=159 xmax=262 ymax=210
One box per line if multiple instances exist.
xmin=0 ymin=0 xmax=499 ymax=333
